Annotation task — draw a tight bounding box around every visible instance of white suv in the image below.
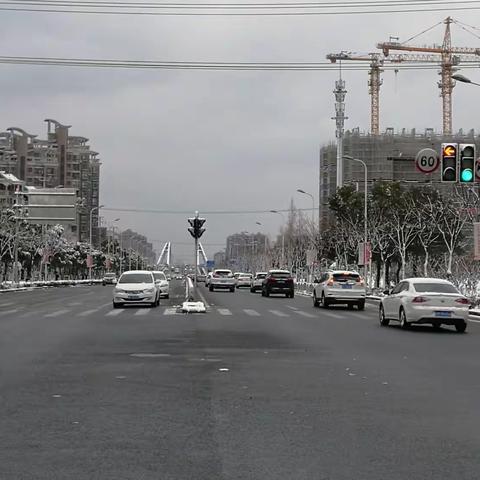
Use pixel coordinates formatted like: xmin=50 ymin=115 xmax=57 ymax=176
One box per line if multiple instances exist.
xmin=313 ymin=270 xmax=366 ymax=310
xmin=209 ymin=269 xmax=235 ymax=292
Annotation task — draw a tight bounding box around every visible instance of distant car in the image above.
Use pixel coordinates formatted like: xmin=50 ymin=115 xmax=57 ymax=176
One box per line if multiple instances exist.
xmin=250 ymin=272 xmax=267 ymax=293
xmin=262 ymin=270 xmax=294 ymax=298
xmin=113 ymin=270 xmax=159 ymax=308
xmin=102 ymin=272 xmax=117 ymax=286
xmin=205 ymin=272 xmax=213 ymax=287
xmin=152 ymin=270 xmax=170 ymax=299
xmin=197 ymin=274 xmax=206 ymax=283
xmin=379 ymin=277 xmax=469 ymax=332
xmin=313 ymin=270 xmax=366 ymax=310
xmin=209 ymin=269 xmax=235 ymax=292
xmin=236 ymin=273 xmax=253 ymax=288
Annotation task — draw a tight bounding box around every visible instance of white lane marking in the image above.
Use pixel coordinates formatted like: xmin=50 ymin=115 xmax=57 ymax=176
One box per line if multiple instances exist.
xmin=78 ymin=308 xmax=100 ymax=317
xmin=44 ymin=309 xmax=70 ymax=318
xmin=294 ymin=310 xmax=316 ymax=318
xmin=269 ymin=310 xmax=289 ymax=317
xmin=99 ymin=302 xmax=113 ymax=308
xmin=0 ymin=308 xmax=20 ymax=316
xmin=68 ymin=302 xmax=82 ymax=306
xmin=468 ymin=316 xmax=480 ymax=324
xmin=217 ymin=308 xmax=233 ymax=316
xmin=197 ymin=288 xmax=210 ymax=308
xmin=106 ymin=309 xmax=125 ymax=317
xmin=244 ymin=309 xmax=261 ymax=316
xmin=163 ymin=307 xmax=178 ymax=315
xmin=134 ymin=309 xmax=151 ymax=316
xmin=322 ymin=311 xmax=343 ymax=319
xmin=286 ymin=306 xmax=299 ymax=311
xmin=0 ymin=302 xmax=14 ymax=307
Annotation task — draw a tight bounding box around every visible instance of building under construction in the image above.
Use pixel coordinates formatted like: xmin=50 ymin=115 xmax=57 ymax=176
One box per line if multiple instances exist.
xmin=319 ymin=127 xmax=479 ymax=229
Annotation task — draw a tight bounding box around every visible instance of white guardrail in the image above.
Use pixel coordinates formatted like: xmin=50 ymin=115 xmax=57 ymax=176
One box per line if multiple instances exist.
xmin=0 ymin=279 xmax=103 ymax=292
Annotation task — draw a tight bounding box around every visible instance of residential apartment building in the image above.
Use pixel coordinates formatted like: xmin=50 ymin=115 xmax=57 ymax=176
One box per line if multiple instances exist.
xmin=0 ymin=119 xmax=101 ymax=244
xmin=0 ymin=171 xmax=24 ymax=208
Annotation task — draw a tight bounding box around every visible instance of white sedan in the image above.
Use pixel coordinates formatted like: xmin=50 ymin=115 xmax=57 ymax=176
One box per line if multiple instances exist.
xmin=379 ymin=277 xmax=469 ymax=332
xmin=113 ymin=270 xmax=159 ymax=308
xmin=153 ymin=271 xmax=170 ymax=299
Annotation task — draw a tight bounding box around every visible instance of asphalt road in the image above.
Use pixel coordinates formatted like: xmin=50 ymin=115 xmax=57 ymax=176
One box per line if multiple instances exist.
xmin=1 ymin=281 xmax=480 ymax=479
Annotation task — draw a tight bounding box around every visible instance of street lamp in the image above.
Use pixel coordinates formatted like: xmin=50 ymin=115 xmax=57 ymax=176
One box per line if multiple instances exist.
xmin=344 ymin=155 xmax=368 ymax=286
xmin=109 ymin=218 xmax=120 ymax=272
xmin=452 ymin=73 xmax=480 ymax=86
xmin=256 ymin=221 xmax=269 ymax=270
xmin=270 ymin=210 xmax=285 ymax=268
xmin=296 ymin=189 xmax=315 ymax=224
xmin=89 ymin=204 xmax=104 ymax=281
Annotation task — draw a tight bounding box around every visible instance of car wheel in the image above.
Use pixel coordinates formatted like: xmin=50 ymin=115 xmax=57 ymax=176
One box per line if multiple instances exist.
xmin=265 ymin=289 xmax=270 ymax=297
xmin=250 ymin=288 xmax=255 ymax=293
xmin=313 ymin=292 xmax=320 ymax=308
xmin=399 ymin=308 xmax=410 ymax=329
xmin=290 ymin=291 xmax=294 ymax=299
xmin=209 ymin=286 xmax=213 ymax=292
xmin=321 ymin=293 xmax=329 ymax=308
xmin=347 ymin=303 xmax=354 ymax=310
xmin=113 ymin=301 xmax=123 ymax=309
xmin=165 ymin=294 xmax=169 ymax=299
xmin=261 ymin=289 xmax=265 ymax=297
xmin=455 ymin=321 xmax=467 ymax=333
xmin=379 ymin=305 xmax=389 ymax=326
xmin=357 ymin=301 xmax=365 ymax=311
xmin=230 ymin=287 xmax=235 ymax=292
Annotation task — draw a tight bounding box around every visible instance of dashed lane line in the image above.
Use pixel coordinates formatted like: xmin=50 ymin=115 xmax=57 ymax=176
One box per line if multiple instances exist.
xmin=78 ymin=308 xmax=100 ymax=317
xmin=134 ymin=309 xmax=151 ymax=316
xmin=293 ymin=310 xmax=316 ymax=318
xmin=105 ymin=309 xmax=125 ymax=317
xmin=0 ymin=308 xmax=20 ymax=316
xmin=217 ymin=308 xmax=233 ymax=316
xmin=163 ymin=307 xmax=178 ymax=315
xmin=44 ymin=309 xmax=71 ymax=318
xmin=268 ymin=310 xmax=289 ymax=318
xmin=243 ymin=309 xmax=261 ymax=316
xmin=286 ymin=306 xmax=299 ymax=311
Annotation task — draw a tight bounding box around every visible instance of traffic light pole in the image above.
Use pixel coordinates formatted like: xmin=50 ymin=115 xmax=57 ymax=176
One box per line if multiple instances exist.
xmin=194 ymin=235 xmax=198 ymax=289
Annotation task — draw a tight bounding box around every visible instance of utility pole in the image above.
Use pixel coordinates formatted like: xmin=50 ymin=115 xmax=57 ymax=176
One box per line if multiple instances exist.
xmin=333 ymin=72 xmax=348 ymax=188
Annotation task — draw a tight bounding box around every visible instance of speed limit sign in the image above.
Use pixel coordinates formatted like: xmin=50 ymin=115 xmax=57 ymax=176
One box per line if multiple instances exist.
xmin=415 ymin=148 xmax=440 ymax=174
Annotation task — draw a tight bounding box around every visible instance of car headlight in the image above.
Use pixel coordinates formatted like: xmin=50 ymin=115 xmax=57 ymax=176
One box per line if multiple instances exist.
xmin=115 ymin=288 xmax=125 ymax=293
xmin=144 ymin=287 xmax=155 ymax=293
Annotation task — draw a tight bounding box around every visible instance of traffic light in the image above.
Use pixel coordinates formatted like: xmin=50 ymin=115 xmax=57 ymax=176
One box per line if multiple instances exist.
xmin=188 ymin=217 xmax=206 ymax=239
xmin=441 ymin=143 xmax=458 ymax=182
xmin=459 ymin=144 xmax=476 ymax=183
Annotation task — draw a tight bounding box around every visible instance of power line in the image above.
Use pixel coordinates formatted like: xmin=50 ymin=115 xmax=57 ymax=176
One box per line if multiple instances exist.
xmin=1 ymin=55 xmax=480 ymax=70
xmin=103 ymin=206 xmax=317 ymax=214
xmin=1 ymin=1 xmax=480 ymax=14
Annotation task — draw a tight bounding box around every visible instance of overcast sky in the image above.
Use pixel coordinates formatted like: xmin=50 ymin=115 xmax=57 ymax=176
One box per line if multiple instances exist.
xmin=1 ymin=5 xmax=480 ymax=262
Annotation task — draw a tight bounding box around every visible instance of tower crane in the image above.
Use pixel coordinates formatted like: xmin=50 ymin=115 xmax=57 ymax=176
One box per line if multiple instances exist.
xmin=327 ymin=52 xmax=384 ymax=135
xmin=378 ymin=16 xmax=480 ymax=135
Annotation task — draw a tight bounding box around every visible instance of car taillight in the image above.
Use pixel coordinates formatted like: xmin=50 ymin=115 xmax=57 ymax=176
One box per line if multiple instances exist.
xmin=356 ymin=276 xmax=365 ymax=286
xmin=412 ymin=296 xmax=428 ymax=303
xmin=327 ymin=280 xmax=334 ymax=286
xmin=269 ymin=277 xmax=276 ymax=282
xmin=213 ymin=274 xmax=219 ymax=278
xmin=455 ymin=298 xmax=470 ymax=305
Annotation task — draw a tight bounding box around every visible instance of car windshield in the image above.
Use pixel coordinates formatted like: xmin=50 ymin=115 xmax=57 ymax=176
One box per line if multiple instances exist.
xmin=215 ymin=270 xmax=232 ymax=277
xmin=105 ymin=273 xmax=116 ymax=278
xmin=118 ymin=273 xmax=153 ymax=284
xmin=256 ymin=274 xmax=267 ymax=279
xmin=413 ymin=282 xmax=458 ymax=294
xmin=240 ymin=274 xmax=252 ymax=278
xmin=153 ymin=273 xmax=166 ymax=281
xmin=333 ymin=273 xmax=360 ymax=282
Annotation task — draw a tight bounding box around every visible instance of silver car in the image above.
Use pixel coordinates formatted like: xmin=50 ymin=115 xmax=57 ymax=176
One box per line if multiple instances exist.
xmin=250 ymin=272 xmax=267 ymax=293
xmin=379 ymin=278 xmax=469 ymax=332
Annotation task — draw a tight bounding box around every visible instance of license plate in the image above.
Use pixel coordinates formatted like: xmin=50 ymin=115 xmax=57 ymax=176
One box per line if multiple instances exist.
xmin=342 ymin=284 xmax=352 ymax=289
xmin=128 ymin=295 xmax=139 ymax=300
xmin=435 ymin=311 xmax=452 ymax=318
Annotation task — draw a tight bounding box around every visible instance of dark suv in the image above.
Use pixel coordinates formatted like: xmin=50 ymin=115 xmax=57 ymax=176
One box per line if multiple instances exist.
xmin=261 ymin=270 xmax=294 ymax=298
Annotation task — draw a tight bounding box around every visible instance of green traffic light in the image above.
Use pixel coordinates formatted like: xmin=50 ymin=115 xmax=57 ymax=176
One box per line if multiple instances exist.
xmin=461 ymin=169 xmax=474 ymax=182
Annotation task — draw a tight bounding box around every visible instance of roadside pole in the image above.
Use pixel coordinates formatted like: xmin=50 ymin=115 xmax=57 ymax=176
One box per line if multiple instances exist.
xmin=188 ymin=211 xmax=206 ymax=298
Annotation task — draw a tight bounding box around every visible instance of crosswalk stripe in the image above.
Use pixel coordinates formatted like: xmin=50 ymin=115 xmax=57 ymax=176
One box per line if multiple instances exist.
xmin=217 ymin=308 xmax=233 ymax=316
xmin=323 ymin=311 xmax=343 ymax=319
xmin=78 ymin=308 xmax=100 ymax=317
xmin=44 ymin=309 xmax=70 ymax=318
xmin=134 ymin=309 xmax=151 ymax=316
xmin=0 ymin=308 xmax=20 ymax=316
xmin=286 ymin=306 xmax=299 ymax=311
xmin=269 ymin=310 xmax=289 ymax=317
xmin=106 ymin=309 xmax=125 ymax=316
xmin=243 ymin=309 xmax=260 ymax=316
xmin=163 ymin=307 xmax=178 ymax=315
xmin=294 ymin=310 xmax=316 ymax=318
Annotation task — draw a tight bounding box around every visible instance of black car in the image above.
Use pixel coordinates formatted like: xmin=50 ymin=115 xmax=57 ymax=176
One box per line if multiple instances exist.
xmin=261 ymin=270 xmax=294 ymax=298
